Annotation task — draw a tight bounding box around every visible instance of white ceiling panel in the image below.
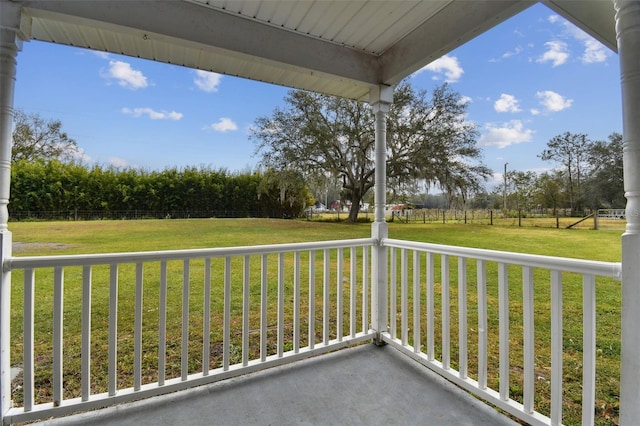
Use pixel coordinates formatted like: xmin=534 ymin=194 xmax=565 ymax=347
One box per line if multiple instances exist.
xmin=11 ymin=0 xmax=617 ymax=101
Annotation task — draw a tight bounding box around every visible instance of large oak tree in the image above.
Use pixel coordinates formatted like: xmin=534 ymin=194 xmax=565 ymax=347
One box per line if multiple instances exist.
xmin=251 ymin=81 xmax=490 ymax=222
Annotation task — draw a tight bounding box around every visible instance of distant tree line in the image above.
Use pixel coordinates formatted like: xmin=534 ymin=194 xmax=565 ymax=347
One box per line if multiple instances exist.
xmin=491 ymin=132 xmax=623 ymax=215
xmin=376 ymin=132 xmax=623 ymax=216
xmin=10 ymin=160 xmax=313 ymax=220
xmin=10 ymin=102 xmax=624 ymax=222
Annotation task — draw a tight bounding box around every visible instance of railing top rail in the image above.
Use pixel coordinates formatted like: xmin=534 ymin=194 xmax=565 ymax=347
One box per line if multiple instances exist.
xmin=4 ymin=238 xmax=375 ymax=271
xmin=382 ymin=238 xmax=621 ymax=280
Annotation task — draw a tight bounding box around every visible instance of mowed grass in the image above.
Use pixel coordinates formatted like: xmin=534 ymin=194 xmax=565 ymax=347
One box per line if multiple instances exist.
xmin=7 ymin=219 xmax=622 ymax=425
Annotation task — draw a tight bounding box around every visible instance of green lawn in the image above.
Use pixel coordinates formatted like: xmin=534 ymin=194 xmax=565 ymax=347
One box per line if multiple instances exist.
xmin=7 ymin=219 xmax=622 ymax=425
xmin=9 ymin=218 xmax=621 ymax=260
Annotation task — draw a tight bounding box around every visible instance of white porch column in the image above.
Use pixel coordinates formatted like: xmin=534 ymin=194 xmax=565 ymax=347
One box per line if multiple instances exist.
xmin=0 ymin=0 xmax=23 ymax=417
xmin=369 ymin=85 xmax=393 ymax=343
xmin=616 ymin=1 xmax=640 ymax=424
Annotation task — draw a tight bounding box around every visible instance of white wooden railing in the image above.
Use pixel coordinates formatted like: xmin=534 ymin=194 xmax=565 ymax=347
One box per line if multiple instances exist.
xmin=380 ymin=238 xmax=622 ymax=426
xmin=3 ymin=239 xmax=374 ymax=424
xmin=2 ymin=237 xmax=622 ymax=425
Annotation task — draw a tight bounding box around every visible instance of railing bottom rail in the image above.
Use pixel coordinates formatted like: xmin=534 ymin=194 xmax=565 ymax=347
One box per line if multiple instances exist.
xmin=4 ymin=238 xmax=374 ymax=425
xmin=380 ymin=238 xmax=621 ymax=426
xmin=5 ymin=333 xmax=372 ymax=425
xmin=382 ymin=334 xmax=551 ymax=426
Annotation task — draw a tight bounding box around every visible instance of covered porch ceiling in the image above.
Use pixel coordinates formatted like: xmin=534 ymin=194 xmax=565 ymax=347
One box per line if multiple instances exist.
xmin=14 ymin=0 xmax=618 ymax=102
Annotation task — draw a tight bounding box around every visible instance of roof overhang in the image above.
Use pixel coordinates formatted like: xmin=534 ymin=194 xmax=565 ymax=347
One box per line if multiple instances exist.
xmin=12 ymin=0 xmax=618 ymax=101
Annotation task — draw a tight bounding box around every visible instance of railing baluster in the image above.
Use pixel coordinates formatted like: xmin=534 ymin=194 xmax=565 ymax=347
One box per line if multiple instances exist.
xmin=8 ymin=238 xmax=382 ymax=424
xmin=337 ymin=248 xmax=343 ymax=342
xmin=53 ymin=267 xmax=64 ymax=406
xmin=442 ymin=254 xmax=450 ymax=369
xmin=458 ymin=257 xmax=467 ymax=379
xmin=349 ymin=247 xmax=356 ymax=338
xmin=390 ymin=247 xmax=397 ymax=339
xmin=81 ymin=265 xmax=92 ymax=401
xmin=477 ymin=259 xmax=487 ymax=389
xmin=181 ymin=260 xmax=190 ymax=380
xmin=401 ymin=248 xmax=408 ymax=346
xmin=323 ymin=249 xmax=330 ymax=345
xmin=294 ymin=252 xmax=301 ymax=353
xmin=202 ymin=258 xmax=211 ymax=376
xmin=362 ymin=245 xmax=369 ymax=333
xmin=582 ymin=274 xmax=596 ymax=426
xmin=389 ymin=247 xmax=398 ymax=339
xmin=278 ymin=252 xmax=284 ymax=357
xmin=134 ymin=263 xmax=143 ymax=391
xmin=108 ymin=264 xmax=118 ymax=395
xmin=523 ymin=266 xmax=535 ymax=414
xmin=23 ymin=268 xmax=34 ymax=412
xmin=308 ymin=250 xmax=315 ymax=350
xmin=551 ymin=270 xmax=563 ymax=425
xmin=8 ymin=237 xmax=620 ymax=426
xmin=223 ymin=256 xmax=231 ymax=370
xmin=413 ymin=250 xmax=421 ymax=354
xmin=498 ymin=262 xmax=509 ymax=401
xmin=242 ymin=255 xmax=250 ymax=366
xmin=158 ymin=261 xmax=167 ymax=386
xmin=427 ymin=252 xmax=434 ymax=361
xmin=260 ymin=254 xmax=268 ymax=361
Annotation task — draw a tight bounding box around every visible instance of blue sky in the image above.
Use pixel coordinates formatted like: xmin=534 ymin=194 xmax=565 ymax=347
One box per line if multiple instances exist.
xmin=13 ymin=3 xmax=621 ymax=190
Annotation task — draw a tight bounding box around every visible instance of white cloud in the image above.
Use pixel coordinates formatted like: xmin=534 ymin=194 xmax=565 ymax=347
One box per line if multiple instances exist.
xmin=486 ymin=172 xmax=505 ymax=190
xmin=546 ymin=14 xmax=609 ymax=65
xmin=536 ymin=41 xmax=569 ymax=67
xmin=536 ymin=90 xmax=573 ymax=112
xmin=122 ymin=107 xmax=183 ymax=120
xmin=194 ymin=70 xmax=222 ymax=92
xmin=548 ymin=14 xmax=560 ymax=24
xmin=102 ymin=60 xmax=148 ymax=89
xmin=503 ymin=46 xmax=523 ymax=59
xmin=561 ymin=21 xmax=609 ymax=64
xmin=210 ymin=117 xmax=238 ymax=132
xmin=479 ymin=120 xmax=534 ymax=148
xmin=67 ymin=147 xmax=92 ymax=164
xmin=490 ymin=46 xmax=523 ymax=62
xmin=93 ymin=51 xmax=111 ymax=60
xmin=459 ymin=96 xmax=473 ymax=105
xmin=108 ymin=157 xmax=133 ymax=168
xmin=581 ymin=38 xmax=608 ymax=64
xmin=494 ymin=94 xmax=521 ymax=113
xmin=418 ymin=55 xmax=464 ymax=82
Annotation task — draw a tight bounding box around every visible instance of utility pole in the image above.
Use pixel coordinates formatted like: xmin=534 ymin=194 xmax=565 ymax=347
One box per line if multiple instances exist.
xmin=503 ymin=162 xmax=508 ymax=218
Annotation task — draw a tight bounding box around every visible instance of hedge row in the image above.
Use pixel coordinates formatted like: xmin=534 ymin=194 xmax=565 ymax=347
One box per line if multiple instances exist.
xmin=9 ymin=160 xmax=308 ymax=220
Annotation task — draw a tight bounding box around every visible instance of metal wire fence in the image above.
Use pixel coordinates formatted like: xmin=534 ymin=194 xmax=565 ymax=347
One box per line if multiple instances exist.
xmin=9 ymin=208 xmax=627 ymax=231
xmin=8 ymin=210 xmax=269 ymax=221
xmin=310 ymin=209 xmax=627 ymax=230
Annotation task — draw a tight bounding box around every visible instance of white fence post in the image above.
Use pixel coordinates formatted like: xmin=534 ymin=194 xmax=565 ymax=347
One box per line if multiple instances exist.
xmin=616 ymin=1 xmax=640 ymax=424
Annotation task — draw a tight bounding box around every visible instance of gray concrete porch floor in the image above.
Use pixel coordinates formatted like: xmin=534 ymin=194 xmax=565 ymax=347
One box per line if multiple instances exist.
xmin=35 ymin=344 xmax=519 ymax=426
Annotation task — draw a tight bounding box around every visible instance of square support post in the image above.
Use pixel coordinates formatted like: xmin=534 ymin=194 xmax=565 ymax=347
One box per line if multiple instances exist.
xmin=369 ymin=85 xmax=393 ymax=344
xmin=615 ymin=1 xmax=640 ymax=424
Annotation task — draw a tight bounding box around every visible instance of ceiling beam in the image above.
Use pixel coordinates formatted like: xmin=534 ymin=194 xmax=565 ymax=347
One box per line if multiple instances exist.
xmin=20 ymin=0 xmax=381 ymax=85
xmin=379 ymin=0 xmax=535 ymax=85
xmin=543 ymin=0 xmax=617 ymax=52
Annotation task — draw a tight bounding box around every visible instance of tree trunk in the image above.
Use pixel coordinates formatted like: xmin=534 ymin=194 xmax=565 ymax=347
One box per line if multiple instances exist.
xmin=347 ymin=196 xmax=362 ymax=222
